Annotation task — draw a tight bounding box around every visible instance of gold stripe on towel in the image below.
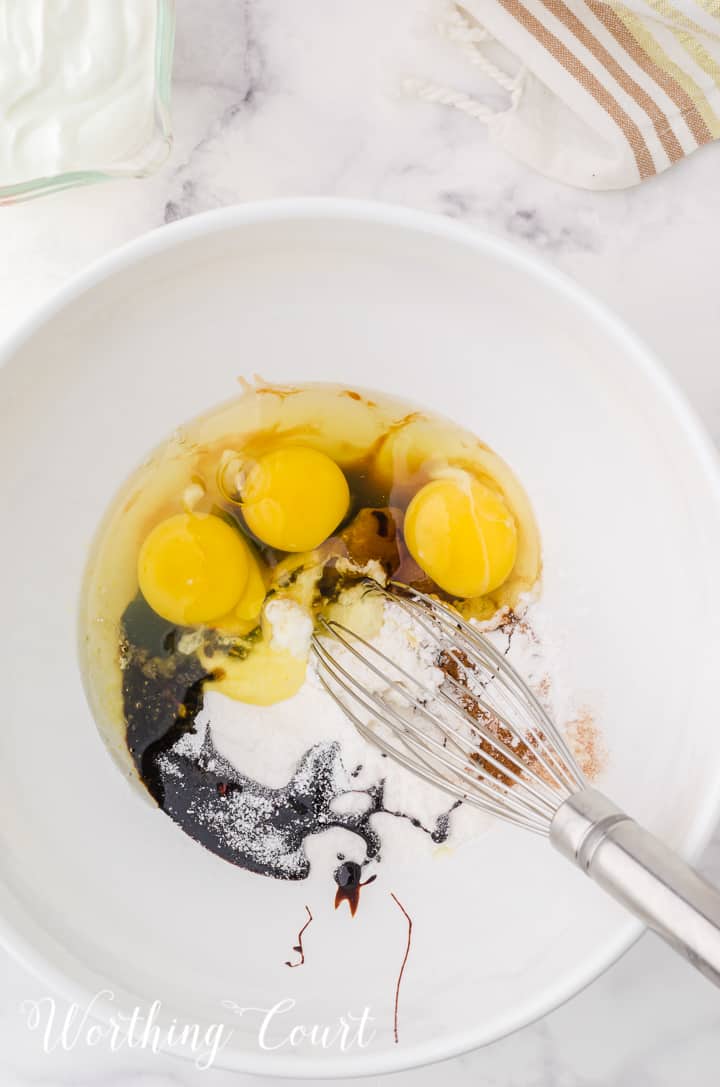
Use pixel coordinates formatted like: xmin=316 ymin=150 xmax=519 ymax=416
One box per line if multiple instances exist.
xmin=648 ymin=0 xmax=720 ymax=89
xmin=589 ymin=1 xmax=713 ymax=143
xmin=642 ymin=0 xmax=720 ymax=44
xmin=613 ymin=2 xmax=720 ymax=135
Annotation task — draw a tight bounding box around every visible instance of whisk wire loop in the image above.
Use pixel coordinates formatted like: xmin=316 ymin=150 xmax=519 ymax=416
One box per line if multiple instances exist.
xmin=316 ymin=617 xmax=562 ymax=821
xmin=311 ymin=580 xmax=592 ymax=833
xmin=315 ymin=666 xmax=550 ymax=834
xmin=315 ymin=580 xmax=720 ymax=987
xmin=313 ymin=627 xmax=547 ymax=821
xmin=390 ymin=583 xmax=584 ymax=792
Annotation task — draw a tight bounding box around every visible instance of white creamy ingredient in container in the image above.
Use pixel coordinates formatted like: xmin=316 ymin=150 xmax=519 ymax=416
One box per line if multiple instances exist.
xmin=0 ymin=0 xmax=158 ymax=185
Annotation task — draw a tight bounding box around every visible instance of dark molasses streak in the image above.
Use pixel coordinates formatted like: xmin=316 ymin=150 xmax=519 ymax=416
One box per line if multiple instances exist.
xmin=122 ymin=610 xmax=457 ymax=886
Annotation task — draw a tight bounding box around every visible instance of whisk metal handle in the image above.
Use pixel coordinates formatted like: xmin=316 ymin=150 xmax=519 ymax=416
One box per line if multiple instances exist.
xmin=551 ymin=787 xmax=720 ymax=986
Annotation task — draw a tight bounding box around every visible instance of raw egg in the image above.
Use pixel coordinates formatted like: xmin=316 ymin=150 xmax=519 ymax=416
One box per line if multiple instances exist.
xmin=83 ymin=381 xmax=540 ymax=755
xmin=241 ymin=445 xmax=350 ymax=552
xmin=210 ymin=545 xmax=268 ymax=634
xmin=404 ymin=474 xmax=518 ymax=598
xmin=137 ymin=512 xmax=249 ymax=625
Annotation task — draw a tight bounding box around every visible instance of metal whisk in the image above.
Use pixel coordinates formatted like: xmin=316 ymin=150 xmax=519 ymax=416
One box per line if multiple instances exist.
xmin=312 ymin=580 xmax=720 ymax=986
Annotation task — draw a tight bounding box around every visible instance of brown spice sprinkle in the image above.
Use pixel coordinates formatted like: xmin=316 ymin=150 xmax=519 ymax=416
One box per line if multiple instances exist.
xmin=535 ymin=675 xmax=552 ymax=701
xmin=438 ymin=648 xmax=545 ymax=788
xmin=565 ymin=707 xmax=606 ymax=781
xmin=531 ymin=670 xmax=605 ymax=783
xmin=437 ymin=642 xmax=605 ymax=790
xmin=497 ymin=609 xmax=538 ymax=646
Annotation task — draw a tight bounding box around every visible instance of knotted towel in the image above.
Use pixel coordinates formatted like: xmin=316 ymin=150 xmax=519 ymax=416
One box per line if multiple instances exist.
xmin=407 ymin=2 xmax=720 ymax=188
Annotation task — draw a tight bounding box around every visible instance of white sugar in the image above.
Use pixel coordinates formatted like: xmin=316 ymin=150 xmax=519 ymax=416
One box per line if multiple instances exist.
xmin=206 ymin=600 xmax=491 ymax=856
xmin=165 ymin=595 xmax=601 ymax=870
xmin=264 ymin=598 xmax=314 ymax=658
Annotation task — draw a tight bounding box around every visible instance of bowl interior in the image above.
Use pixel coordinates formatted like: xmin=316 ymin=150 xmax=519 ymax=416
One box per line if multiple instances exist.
xmin=1 ymin=203 xmax=720 ymax=1076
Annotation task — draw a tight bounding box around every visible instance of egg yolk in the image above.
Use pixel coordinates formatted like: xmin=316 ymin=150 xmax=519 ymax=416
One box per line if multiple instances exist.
xmin=138 ymin=513 xmax=249 ymax=625
xmin=202 ymin=643 xmax=307 ymax=705
xmin=241 ymin=446 xmax=350 ymax=552
xmin=211 ymin=548 xmax=268 ymax=635
xmin=404 ymin=475 xmax=518 ymax=598
xmin=233 ymin=551 xmax=267 ymax=621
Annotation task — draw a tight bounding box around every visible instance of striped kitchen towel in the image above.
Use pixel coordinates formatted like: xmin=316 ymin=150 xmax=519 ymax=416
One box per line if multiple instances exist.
xmin=408 ymin=2 xmax=720 ymax=188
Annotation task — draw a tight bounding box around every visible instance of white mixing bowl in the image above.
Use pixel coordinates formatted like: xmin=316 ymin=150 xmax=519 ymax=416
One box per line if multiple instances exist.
xmin=1 ymin=199 xmax=720 ymax=1077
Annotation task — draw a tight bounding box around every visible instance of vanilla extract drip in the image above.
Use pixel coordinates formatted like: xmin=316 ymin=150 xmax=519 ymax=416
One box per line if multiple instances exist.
xmin=334 ymin=861 xmax=377 ymax=916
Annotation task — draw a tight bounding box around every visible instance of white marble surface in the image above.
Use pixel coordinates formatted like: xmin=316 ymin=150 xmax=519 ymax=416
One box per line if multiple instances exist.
xmin=2 ymin=1 xmax=720 ymax=1084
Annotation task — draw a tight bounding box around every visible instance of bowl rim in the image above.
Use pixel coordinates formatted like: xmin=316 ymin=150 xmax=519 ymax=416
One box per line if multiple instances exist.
xmin=1 ymin=197 xmax=719 ymax=1078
